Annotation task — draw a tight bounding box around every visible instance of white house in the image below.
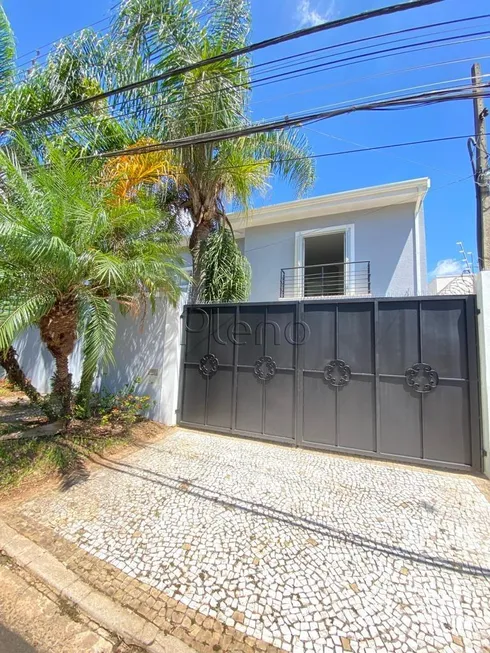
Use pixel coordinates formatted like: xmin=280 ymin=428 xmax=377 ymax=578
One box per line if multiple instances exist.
xmin=230 ymin=177 xmax=430 ymax=302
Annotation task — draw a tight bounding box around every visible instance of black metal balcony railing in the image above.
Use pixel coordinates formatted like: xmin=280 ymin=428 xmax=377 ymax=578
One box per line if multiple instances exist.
xmin=280 ymin=261 xmax=371 ymax=298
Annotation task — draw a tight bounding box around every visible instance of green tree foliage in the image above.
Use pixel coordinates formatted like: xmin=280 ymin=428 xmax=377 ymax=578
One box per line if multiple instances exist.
xmin=0 ymin=136 xmax=184 ymax=416
xmin=199 ymin=225 xmax=251 ymax=303
xmin=1 ymin=0 xmax=315 ymax=302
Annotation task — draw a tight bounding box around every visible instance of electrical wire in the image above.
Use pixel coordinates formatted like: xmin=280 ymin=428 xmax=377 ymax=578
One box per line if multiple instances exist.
xmin=74 ymin=83 xmax=490 ymax=161
xmin=12 ymin=6 xmax=215 ymax=76
xmin=8 ymin=0 xmax=443 ymax=130
xmin=92 ymin=133 xmax=490 ymax=180
xmin=41 ymin=70 xmax=490 ymax=147
xmin=14 ymin=10 xmax=489 ymax=125
xmin=35 ymin=29 xmax=490 ymax=144
xmin=72 ymin=27 xmax=490 ymax=125
xmin=304 ymin=124 xmax=464 ymax=178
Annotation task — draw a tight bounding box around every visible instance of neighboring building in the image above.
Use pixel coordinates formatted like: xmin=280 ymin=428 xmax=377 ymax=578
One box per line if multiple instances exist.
xmin=429 ymin=273 xmax=476 ymax=295
xmin=229 ymin=178 xmax=430 ymax=302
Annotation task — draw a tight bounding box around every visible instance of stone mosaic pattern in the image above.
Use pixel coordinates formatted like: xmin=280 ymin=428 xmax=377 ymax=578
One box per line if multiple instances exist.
xmin=16 ymin=430 xmax=490 ymax=653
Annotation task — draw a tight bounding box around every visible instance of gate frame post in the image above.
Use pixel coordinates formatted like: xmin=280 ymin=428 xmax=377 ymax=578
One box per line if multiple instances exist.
xmin=476 ymin=272 xmax=490 ymax=477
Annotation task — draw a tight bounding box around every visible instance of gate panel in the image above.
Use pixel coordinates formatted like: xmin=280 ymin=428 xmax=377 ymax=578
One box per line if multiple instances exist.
xmin=300 ymin=304 xmax=336 ymax=447
xmin=337 ymin=304 xmax=375 ymax=452
xmin=420 ymin=300 xmax=471 ymax=465
xmin=234 ymin=304 xmax=296 ymax=441
xmin=378 ymin=302 xmax=421 ymax=458
xmin=264 ymin=370 xmax=295 ymax=439
xmin=423 ymin=383 xmax=471 ymax=464
xmin=235 ymin=371 xmax=263 ymax=433
xmin=180 ymin=306 xmax=209 ymax=426
xmin=206 ymin=307 xmax=234 ymax=429
xmin=179 ymin=297 xmax=481 ymax=471
xmin=338 ymin=378 xmax=375 ymax=451
xmin=302 ymin=373 xmax=336 ymax=445
xmin=207 ymin=371 xmax=234 ymax=429
xmin=181 ymin=367 xmax=206 ymax=425
xmin=235 ymin=305 xmax=265 ymax=435
xmin=378 ymin=378 xmax=422 ymax=458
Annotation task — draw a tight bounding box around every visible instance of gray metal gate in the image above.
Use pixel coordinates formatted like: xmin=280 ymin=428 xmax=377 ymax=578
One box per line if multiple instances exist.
xmin=178 ymin=296 xmax=481 ymax=472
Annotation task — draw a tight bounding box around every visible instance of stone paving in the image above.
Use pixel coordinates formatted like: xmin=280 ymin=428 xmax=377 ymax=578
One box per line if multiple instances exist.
xmin=9 ymin=430 xmax=490 ymax=653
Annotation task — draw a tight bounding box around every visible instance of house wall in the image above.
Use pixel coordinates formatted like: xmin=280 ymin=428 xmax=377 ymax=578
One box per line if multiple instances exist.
xmin=101 ymin=298 xmax=183 ymax=425
xmin=7 ymin=329 xmax=83 ymax=395
xmin=243 ymin=203 xmax=425 ymax=302
xmin=2 ymin=299 xmax=184 ymax=426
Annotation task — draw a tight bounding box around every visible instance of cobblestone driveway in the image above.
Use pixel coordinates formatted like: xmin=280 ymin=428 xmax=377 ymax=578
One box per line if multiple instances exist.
xmin=19 ymin=430 xmax=490 ymax=653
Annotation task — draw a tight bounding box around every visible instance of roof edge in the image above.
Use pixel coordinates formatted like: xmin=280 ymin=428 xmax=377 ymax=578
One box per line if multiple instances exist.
xmin=229 ymin=177 xmax=431 ymax=229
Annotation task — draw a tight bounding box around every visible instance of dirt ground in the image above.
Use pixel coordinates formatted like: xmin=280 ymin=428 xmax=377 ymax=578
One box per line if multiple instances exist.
xmin=0 ymin=391 xmax=174 ymax=505
xmin=0 ymin=554 xmax=141 ymax=653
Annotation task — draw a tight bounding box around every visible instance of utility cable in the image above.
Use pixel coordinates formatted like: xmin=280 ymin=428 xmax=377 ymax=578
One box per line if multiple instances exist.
xmin=7 ymin=0 xmax=443 ymax=130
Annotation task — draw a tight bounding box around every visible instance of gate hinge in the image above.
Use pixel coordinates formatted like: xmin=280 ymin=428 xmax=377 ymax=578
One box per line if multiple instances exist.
xmin=475 ymin=308 xmax=481 ymax=316
xmin=483 ymin=449 xmax=488 ymax=457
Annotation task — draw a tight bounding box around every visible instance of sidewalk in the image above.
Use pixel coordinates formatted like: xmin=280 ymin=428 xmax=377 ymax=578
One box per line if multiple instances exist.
xmin=0 ymin=556 xmax=116 ymax=652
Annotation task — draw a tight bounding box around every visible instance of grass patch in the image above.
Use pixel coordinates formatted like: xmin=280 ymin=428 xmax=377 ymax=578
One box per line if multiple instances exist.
xmin=0 ymin=425 xmax=131 ymax=493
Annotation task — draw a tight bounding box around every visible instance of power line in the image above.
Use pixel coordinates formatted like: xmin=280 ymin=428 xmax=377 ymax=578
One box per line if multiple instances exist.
xmin=38 ymin=28 xmax=490 ymax=144
xmin=23 ymin=11 xmax=490 ymax=129
xmin=248 ymin=53 xmax=490 ymax=113
xmin=93 ymin=133 xmax=490 ymax=179
xmin=13 ymin=16 xmax=112 ymax=65
xmin=12 ymin=6 xmax=215 ymax=76
xmin=41 ymin=70 xmax=490 ymax=147
xmin=76 ymin=83 xmax=490 ymax=161
xmin=82 ymin=28 xmax=490 ymax=119
xmin=8 ymin=0 xmax=443 ymax=130
xmin=305 ymin=124 xmax=465 ymax=178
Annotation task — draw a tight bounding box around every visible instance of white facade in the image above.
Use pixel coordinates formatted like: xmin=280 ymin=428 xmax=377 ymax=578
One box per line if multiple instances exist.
xmin=230 ymin=178 xmax=430 ymax=302
xmin=476 ymin=271 xmax=490 ymax=478
xmin=7 ymin=299 xmax=184 ymax=426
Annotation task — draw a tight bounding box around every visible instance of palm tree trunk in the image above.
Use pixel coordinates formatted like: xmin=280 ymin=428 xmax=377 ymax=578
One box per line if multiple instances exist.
xmin=189 ymin=221 xmax=212 ymax=304
xmin=39 ymin=298 xmax=78 ymax=418
xmin=0 ymin=345 xmax=41 ymax=404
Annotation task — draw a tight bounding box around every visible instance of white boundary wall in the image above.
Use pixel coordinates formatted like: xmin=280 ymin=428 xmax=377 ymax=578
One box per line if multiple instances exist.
xmin=476 ymin=271 xmax=490 ymax=478
xmin=3 ymin=298 xmax=184 ymax=426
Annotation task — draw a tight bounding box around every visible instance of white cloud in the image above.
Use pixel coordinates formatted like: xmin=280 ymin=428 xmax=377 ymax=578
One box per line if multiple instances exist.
xmin=296 ymin=0 xmax=335 ymax=27
xmin=429 ymin=258 xmax=465 ymax=279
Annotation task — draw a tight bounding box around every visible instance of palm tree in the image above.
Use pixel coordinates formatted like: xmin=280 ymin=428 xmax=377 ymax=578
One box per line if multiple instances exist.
xmin=10 ymin=0 xmax=314 ymax=302
xmin=106 ymin=0 xmax=315 ymax=301
xmin=0 ymin=137 xmax=184 ymax=417
xmin=0 ymin=4 xmax=14 ymax=94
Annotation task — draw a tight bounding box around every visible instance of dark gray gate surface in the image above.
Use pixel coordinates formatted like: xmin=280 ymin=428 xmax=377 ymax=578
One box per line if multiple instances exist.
xmin=179 ymin=297 xmax=481 ymax=471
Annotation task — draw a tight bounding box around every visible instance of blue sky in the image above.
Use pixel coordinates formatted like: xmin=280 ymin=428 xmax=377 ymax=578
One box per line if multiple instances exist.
xmin=3 ymin=0 xmax=488 ymax=277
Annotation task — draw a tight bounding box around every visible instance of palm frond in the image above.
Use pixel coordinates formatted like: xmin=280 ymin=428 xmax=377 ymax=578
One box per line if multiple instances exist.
xmin=199 ymin=225 xmax=251 ymax=303
xmin=250 ymin=129 xmax=316 ymax=196
xmin=0 ymin=293 xmax=55 ymax=351
xmin=0 ymin=4 xmax=15 ymax=95
xmin=78 ymin=294 xmax=116 ymax=400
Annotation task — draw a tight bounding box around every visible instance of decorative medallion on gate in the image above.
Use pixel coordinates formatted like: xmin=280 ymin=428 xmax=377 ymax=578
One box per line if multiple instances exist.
xmin=324 ymin=359 xmax=351 ymax=387
xmin=253 ymin=356 xmax=277 ymax=382
xmin=405 ymin=363 xmax=439 ymax=393
xmin=199 ymin=353 xmax=219 ymax=378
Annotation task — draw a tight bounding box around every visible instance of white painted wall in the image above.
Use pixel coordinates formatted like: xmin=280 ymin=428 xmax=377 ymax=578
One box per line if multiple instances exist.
xmin=2 ymin=299 xmax=184 ymax=426
xmin=242 ymin=203 xmax=426 ymax=302
xmin=8 ymin=329 xmax=83 ymax=395
xmin=429 ymin=276 xmax=458 ymax=294
xmin=101 ymin=298 xmax=184 ymax=425
xmin=476 ymin=271 xmax=490 ymax=478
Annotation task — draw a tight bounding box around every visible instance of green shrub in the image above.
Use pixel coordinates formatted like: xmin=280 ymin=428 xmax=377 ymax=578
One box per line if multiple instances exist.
xmin=75 ymin=378 xmax=154 ymax=425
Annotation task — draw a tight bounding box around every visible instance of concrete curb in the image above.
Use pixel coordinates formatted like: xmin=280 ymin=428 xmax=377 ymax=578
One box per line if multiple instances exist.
xmin=0 ymin=519 xmax=195 ymax=653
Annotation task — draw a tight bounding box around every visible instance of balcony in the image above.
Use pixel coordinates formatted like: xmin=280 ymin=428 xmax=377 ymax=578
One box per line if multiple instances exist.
xmin=280 ymin=261 xmax=371 ymax=299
